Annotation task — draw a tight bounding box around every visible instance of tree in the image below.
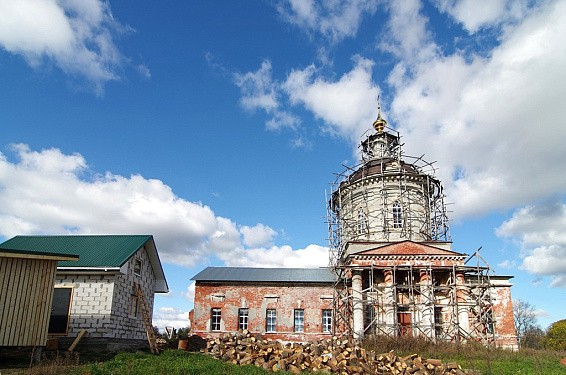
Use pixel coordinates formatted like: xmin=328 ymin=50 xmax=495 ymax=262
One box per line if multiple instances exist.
xmin=513 ymin=299 xmax=539 ymax=347
xmin=521 ymin=326 xmax=545 ymax=349
xmin=545 ymin=319 xmax=566 ymax=350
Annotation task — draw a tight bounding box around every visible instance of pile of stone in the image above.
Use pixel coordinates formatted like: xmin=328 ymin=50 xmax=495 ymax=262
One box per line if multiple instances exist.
xmin=203 ymin=331 xmax=477 ymax=374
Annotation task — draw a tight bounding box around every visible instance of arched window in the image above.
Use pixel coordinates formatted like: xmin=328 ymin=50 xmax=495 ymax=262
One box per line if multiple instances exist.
xmin=357 ymin=207 xmax=367 ymax=235
xmin=393 ymin=201 xmax=402 ymax=228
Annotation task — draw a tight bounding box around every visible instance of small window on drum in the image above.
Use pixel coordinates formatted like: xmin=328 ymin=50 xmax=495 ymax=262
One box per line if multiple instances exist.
xmin=357 ymin=208 xmax=367 ymax=234
xmin=393 ymin=202 xmax=402 ymax=228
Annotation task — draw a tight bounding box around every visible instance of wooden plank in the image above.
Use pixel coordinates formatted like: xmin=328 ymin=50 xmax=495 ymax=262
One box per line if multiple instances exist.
xmin=19 ymin=259 xmax=34 ymax=345
xmin=36 ymin=261 xmax=56 ymax=345
xmin=0 ymin=252 xmax=78 ymax=261
xmin=3 ymin=258 xmax=21 ymax=346
xmin=0 ymin=257 xmax=13 ymax=345
xmin=13 ymin=258 xmax=32 ymax=346
xmin=26 ymin=259 xmax=41 ymax=346
xmin=68 ymin=329 xmax=87 ymax=352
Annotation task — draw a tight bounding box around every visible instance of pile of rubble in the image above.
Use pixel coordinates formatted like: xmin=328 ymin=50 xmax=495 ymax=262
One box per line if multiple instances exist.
xmin=203 ymin=331 xmax=477 ymax=374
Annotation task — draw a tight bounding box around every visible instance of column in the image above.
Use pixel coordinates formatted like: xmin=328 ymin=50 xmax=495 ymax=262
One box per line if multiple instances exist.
xmin=419 ymin=269 xmax=434 ymax=339
xmin=351 ymin=270 xmax=364 ymax=340
xmin=383 ymin=269 xmax=395 ymax=336
xmin=455 ymin=272 xmax=470 ymax=337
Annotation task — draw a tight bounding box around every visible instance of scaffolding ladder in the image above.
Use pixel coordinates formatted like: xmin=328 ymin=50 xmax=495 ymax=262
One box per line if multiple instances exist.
xmin=135 ymin=283 xmax=159 ymax=354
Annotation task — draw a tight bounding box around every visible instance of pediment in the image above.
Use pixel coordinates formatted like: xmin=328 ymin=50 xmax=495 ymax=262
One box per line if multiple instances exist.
xmin=353 ymin=241 xmax=465 ymax=257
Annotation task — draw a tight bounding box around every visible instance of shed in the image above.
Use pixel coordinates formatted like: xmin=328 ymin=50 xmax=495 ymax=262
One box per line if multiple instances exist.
xmin=0 ymin=247 xmax=79 ymax=347
xmin=0 ymin=235 xmax=168 ymax=351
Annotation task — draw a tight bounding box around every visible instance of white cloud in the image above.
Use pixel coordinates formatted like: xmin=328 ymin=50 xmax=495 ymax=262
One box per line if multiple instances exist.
xmin=496 ymin=201 xmax=566 ymax=246
xmin=0 ymin=144 xmax=329 ymax=269
xmin=277 ymin=0 xmax=379 ymax=43
xmin=433 ymin=0 xmax=530 ymax=34
xmin=496 ymin=200 xmax=566 ymax=288
xmin=240 ymin=223 xmax=277 ymax=248
xmin=184 ymin=282 xmax=196 ymax=303
xmin=220 ymin=244 xmax=329 ymax=268
xmin=497 ymin=259 xmax=516 ymax=269
xmin=0 ymin=0 xmax=128 ymax=93
xmin=522 ymin=245 xmax=566 ymax=287
xmin=379 ymin=0 xmax=438 ymax=63
xmin=152 ymin=307 xmax=191 ymax=330
xmin=234 ymin=60 xmax=279 ymax=113
xmin=387 ymin=0 xmax=566 ymax=219
xmin=283 ymin=56 xmax=380 ymax=143
xmin=234 ymin=60 xmax=301 ymax=132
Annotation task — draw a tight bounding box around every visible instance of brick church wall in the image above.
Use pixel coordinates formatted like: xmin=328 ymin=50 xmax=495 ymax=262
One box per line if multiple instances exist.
xmin=193 ymin=282 xmax=334 ymax=342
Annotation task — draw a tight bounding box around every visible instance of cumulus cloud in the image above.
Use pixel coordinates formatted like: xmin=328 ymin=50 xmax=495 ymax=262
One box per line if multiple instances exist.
xmin=0 ymin=0 xmax=129 ymax=94
xmin=0 ymin=144 xmax=328 ymax=269
xmin=379 ymin=0 xmax=438 ymax=63
xmin=276 ymin=0 xmax=379 ymax=43
xmin=240 ymin=223 xmax=278 ymax=248
xmin=234 ymin=60 xmax=301 ymax=132
xmin=386 ymin=0 xmax=566 ymax=219
xmin=433 ymin=0 xmax=530 ymax=34
xmin=221 ymin=244 xmax=329 ymax=268
xmin=496 ymin=200 xmax=566 ymax=288
xmin=283 ymin=56 xmax=380 ymax=143
xmin=236 ymin=0 xmax=566 ymax=226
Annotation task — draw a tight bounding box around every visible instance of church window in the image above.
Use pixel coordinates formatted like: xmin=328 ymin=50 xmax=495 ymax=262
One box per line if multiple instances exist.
xmin=357 ymin=208 xmax=367 ymax=234
xmin=393 ymin=202 xmax=402 ymax=228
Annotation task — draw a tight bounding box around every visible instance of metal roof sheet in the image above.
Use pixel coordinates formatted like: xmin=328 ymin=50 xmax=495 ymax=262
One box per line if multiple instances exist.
xmin=191 ymin=267 xmax=336 ymax=283
xmin=0 ymin=235 xmax=152 ymax=268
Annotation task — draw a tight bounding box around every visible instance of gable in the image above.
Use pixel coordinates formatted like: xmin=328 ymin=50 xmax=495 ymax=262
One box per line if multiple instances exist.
xmin=354 ymin=241 xmax=466 ymax=257
xmin=0 ymin=235 xmax=151 ymax=267
xmin=0 ymin=235 xmax=169 ymax=293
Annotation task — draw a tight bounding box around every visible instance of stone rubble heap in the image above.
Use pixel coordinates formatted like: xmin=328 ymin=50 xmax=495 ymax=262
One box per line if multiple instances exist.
xmin=203 ymin=331 xmax=479 ymax=374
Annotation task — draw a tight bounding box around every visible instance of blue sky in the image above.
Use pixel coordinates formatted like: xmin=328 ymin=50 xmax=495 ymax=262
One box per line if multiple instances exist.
xmin=1 ymin=0 xmax=565 ymax=330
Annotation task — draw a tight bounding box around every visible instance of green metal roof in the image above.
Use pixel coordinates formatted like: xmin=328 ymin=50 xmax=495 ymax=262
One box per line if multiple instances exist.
xmin=0 ymin=235 xmax=152 ymax=267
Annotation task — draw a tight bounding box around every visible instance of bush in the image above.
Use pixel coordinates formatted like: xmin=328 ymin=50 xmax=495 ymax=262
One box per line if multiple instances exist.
xmin=545 ymin=319 xmax=566 ymax=350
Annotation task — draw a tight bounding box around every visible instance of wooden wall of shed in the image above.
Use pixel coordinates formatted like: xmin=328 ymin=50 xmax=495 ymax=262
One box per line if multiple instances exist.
xmin=0 ymin=257 xmax=57 ymax=347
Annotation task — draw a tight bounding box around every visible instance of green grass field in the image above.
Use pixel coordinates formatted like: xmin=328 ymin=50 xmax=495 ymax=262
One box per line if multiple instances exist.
xmin=5 ymin=344 xmax=566 ymax=374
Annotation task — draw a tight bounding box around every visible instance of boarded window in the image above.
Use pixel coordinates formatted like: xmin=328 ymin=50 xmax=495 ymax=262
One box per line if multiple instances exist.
xmin=130 ymin=294 xmax=140 ymax=318
xmin=48 ymin=288 xmax=73 ymax=335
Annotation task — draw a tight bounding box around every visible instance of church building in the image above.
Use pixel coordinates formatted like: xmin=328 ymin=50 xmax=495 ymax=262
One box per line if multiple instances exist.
xmin=191 ymin=103 xmax=518 ymax=349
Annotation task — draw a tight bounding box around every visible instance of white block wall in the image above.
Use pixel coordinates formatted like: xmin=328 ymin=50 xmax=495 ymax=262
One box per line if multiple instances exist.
xmin=54 ymin=246 xmax=157 ymax=341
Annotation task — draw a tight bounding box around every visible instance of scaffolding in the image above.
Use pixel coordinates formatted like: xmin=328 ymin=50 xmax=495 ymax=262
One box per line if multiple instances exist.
xmin=326 ymin=123 xmax=501 ymax=345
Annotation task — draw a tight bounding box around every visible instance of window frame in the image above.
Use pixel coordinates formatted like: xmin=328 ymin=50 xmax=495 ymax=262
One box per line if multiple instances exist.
xmin=357 ymin=207 xmax=367 ymax=234
xmin=238 ymin=308 xmax=249 ymax=331
xmin=211 ymin=308 xmax=222 ymax=331
xmin=393 ymin=201 xmax=403 ymax=228
xmin=322 ymin=309 xmax=332 ymax=333
xmin=133 ymin=258 xmax=142 ymax=277
xmin=266 ymin=309 xmax=277 ymax=333
xmin=294 ymin=309 xmax=305 ymax=333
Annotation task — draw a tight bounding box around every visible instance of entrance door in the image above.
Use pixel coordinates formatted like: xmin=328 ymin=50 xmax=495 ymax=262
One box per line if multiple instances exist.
xmin=398 ymin=312 xmax=412 ymax=336
xmin=48 ymin=288 xmax=73 ymax=334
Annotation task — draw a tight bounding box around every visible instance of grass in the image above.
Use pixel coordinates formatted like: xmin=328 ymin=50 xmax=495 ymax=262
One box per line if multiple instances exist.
xmin=4 ymin=350 xmax=292 ymax=375
xmin=363 ymin=335 xmax=566 ymax=375
xmin=3 ymin=339 xmax=565 ymax=374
